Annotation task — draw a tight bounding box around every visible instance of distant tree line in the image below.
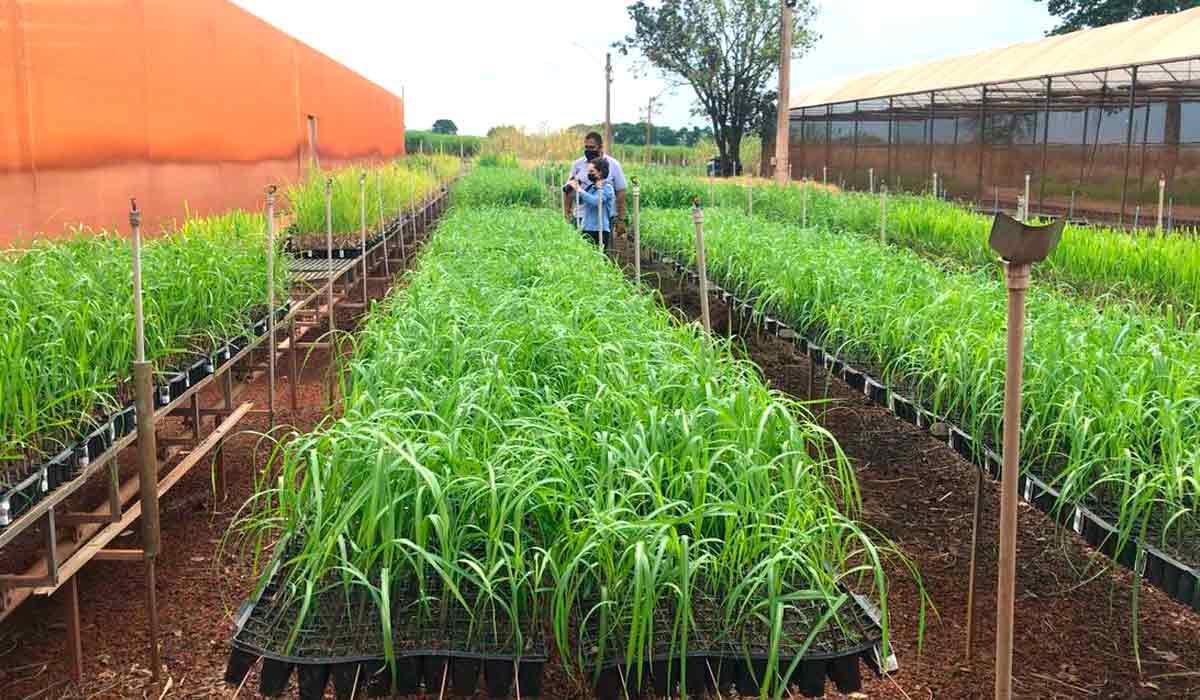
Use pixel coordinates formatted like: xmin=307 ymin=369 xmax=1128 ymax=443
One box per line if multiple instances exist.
xmin=565 ymin=122 xmax=715 ymax=147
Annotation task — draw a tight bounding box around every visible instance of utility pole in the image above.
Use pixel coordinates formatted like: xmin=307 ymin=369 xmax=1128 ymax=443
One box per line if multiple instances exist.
xmin=605 ymin=53 xmax=613 ymax=152
xmin=774 ymin=0 xmax=794 ymax=184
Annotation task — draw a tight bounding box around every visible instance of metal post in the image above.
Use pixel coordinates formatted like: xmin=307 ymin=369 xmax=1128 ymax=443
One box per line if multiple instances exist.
xmin=774 ymin=0 xmax=793 ymax=184
xmin=995 ymin=260 xmax=1031 ymax=700
xmin=129 ymin=199 xmax=162 ymax=685
xmin=869 ymin=167 xmax=874 ymax=194
xmin=605 ymin=53 xmax=613 ymax=152
xmin=692 ymin=200 xmax=711 ymax=332
xmin=1157 ymin=176 xmax=1166 ymax=232
xmin=1038 ymin=77 xmax=1052 ymax=214
xmin=324 ymin=179 xmax=335 ymax=341
xmin=359 ymin=173 xmax=368 ymax=303
xmin=933 ymin=172 xmax=938 ymax=198
xmin=1022 ymin=172 xmax=1032 ymax=218
xmin=1119 ymin=66 xmax=1139 ymax=226
xmin=632 ymin=179 xmax=641 ymax=280
xmin=977 ymin=86 xmax=988 ymax=207
xmin=377 ymin=172 xmax=390 ymax=280
xmin=266 ymin=186 xmax=277 ymax=429
xmin=822 ymin=165 xmax=827 ymax=186
xmin=880 ymin=186 xmax=888 ymax=244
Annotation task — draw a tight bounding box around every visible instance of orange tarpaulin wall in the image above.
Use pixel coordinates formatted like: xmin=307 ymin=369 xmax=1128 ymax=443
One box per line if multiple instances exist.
xmin=0 ymin=0 xmax=406 ymax=244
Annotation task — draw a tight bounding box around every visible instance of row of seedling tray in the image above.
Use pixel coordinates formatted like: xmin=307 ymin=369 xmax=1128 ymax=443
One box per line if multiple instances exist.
xmin=0 ymin=301 xmax=292 ymax=530
xmin=651 ymin=249 xmax=1200 ymax=617
xmin=227 ymin=552 xmax=883 ymax=699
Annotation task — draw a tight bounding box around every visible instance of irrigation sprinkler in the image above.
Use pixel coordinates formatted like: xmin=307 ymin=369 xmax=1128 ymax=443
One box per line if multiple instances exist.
xmin=359 ymin=173 xmax=368 ymax=304
xmin=631 ymin=177 xmax=641 ymax=281
xmin=266 ymin=185 xmax=278 ymax=430
xmin=129 ymin=198 xmax=162 ymax=684
xmin=984 ymin=212 xmax=1065 ymax=700
xmin=692 ymin=198 xmax=711 ymax=332
xmin=1157 ymin=176 xmax=1166 ymax=232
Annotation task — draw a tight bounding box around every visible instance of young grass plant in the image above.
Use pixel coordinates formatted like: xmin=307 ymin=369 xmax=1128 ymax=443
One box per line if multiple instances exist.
xmin=0 ymin=210 xmax=288 ymax=470
xmin=230 ymin=197 xmax=904 ymax=697
xmin=639 ymin=206 xmax=1200 ymax=562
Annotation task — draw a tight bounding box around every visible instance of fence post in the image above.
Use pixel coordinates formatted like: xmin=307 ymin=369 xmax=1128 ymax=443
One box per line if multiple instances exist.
xmin=692 ymin=199 xmax=711 ymax=332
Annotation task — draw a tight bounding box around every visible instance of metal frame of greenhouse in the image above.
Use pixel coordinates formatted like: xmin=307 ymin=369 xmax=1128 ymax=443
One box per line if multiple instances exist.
xmin=787 ymin=9 xmax=1200 ymax=228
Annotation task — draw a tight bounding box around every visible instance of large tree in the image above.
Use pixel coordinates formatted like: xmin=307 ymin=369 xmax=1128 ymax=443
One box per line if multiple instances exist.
xmin=431 ymin=119 xmax=458 ymax=135
xmin=1036 ymin=0 xmax=1198 ymax=34
xmin=615 ymin=0 xmax=817 ymax=176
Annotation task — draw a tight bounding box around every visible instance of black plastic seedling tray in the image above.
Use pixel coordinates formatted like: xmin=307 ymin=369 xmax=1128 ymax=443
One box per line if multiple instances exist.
xmin=225 ymin=558 xmax=548 ymax=699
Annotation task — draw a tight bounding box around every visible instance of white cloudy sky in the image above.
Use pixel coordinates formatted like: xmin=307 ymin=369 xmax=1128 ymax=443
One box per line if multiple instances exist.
xmin=232 ymin=0 xmax=1055 ymax=136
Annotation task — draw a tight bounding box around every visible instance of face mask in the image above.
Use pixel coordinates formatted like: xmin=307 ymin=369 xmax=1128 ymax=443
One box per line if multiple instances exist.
xmin=584 ymin=147 xmax=601 ymax=160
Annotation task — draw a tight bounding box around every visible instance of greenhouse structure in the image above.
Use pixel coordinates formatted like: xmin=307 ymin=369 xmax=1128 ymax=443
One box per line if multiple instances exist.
xmin=787 ymin=8 xmax=1200 ymax=227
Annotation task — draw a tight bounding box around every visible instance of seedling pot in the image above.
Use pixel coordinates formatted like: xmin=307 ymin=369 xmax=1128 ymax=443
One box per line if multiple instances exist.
xmin=421 ymin=655 xmax=450 ymax=693
xmin=890 ymin=394 xmax=917 ymax=424
xmin=484 ymin=659 xmax=514 ymax=698
xmin=259 ymin=657 xmax=294 ymax=697
xmin=842 ymin=366 xmax=865 ymax=392
xmin=223 ymin=647 xmax=257 ymax=685
xmin=594 ymin=667 xmax=623 ymax=700
xmin=828 ymin=654 xmax=863 ymax=693
xmin=450 ymin=656 xmax=480 ymax=695
xmin=331 ymin=662 xmax=366 ymax=699
xmin=517 ymin=660 xmax=544 ymax=696
xmin=736 ymin=658 xmax=769 ymax=697
xmin=297 ymin=663 xmax=331 ymax=700
xmin=650 ymin=659 xmax=672 ymax=697
xmin=168 ymin=371 xmax=189 ymax=402
xmin=798 ymin=658 xmax=826 ymax=696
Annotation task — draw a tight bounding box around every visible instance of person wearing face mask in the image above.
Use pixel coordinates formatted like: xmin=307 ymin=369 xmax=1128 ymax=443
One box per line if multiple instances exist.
xmin=567 ymin=157 xmax=615 ymax=251
xmin=563 ymin=132 xmax=626 ymax=234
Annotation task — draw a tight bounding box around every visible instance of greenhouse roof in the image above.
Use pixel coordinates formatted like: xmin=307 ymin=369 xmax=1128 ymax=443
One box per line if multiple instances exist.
xmin=791 ymin=8 xmax=1200 ymax=110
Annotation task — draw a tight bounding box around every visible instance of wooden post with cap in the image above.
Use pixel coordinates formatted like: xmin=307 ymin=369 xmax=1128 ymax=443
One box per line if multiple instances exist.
xmin=129 ymin=198 xmax=162 ymax=684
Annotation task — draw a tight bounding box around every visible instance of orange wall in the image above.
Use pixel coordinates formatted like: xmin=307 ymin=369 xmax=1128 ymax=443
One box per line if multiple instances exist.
xmin=0 ymin=0 xmax=405 ymax=244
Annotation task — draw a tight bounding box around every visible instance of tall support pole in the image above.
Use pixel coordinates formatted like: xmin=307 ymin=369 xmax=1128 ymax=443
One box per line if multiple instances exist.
xmin=324 ymin=179 xmax=335 ymax=340
xmin=926 ymin=91 xmax=936 ymax=187
xmin=1157 ymin=175 xmax=1166 ymax=232
xmin=1119 ymin=66 xmax=1138 ymax=226
xmin=359 ymin=173 xmax=368 ymax=304
xmin=632 ymin=179 xmax=642 ymax=280
xmin=129 ymin=199 xmax=162 ymax=685
xmin=976 ymin=86 xmax=988 ymax=207
xmin=886 ymin=96 xmax=895 ymax=187
xmin=605 ymin=53 xmax=613 ymax=152
xmin=377 ymin=172 xmax=390 ymax=280
xmin=692 ymin=202 xmax=711 ymax=332
xmin=774 ymin=0 xmax=793 ymax=184
xmin=869 ymin=167 xmax=875 ymax=194
xmin=266 ymin=186 xmax=277 ymax=430
xmin=1038 ymin=77 xmax=1052 ymax=214
xmin=880 ymin=186 xmax=888 ymax=244
xmin=995 ymin=260 xmax=1030 ymax=700
xmin=1023 ymin=174 xmax=1031 ymax=221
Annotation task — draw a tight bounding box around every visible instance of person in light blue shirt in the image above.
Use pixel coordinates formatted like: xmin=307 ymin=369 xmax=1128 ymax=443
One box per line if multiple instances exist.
xmin=566 ymin=157 xmax=615 ymax=251
xmin=563 ymin=132 xmax=626 ymax=234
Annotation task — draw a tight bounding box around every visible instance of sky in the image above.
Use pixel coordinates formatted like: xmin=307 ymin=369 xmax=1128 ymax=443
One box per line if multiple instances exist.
xmin=231 ymin=0 xmax=1056 ymax=137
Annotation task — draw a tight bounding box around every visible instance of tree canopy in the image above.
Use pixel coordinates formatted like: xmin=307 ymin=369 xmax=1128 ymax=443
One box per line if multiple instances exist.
xmin=431 ymin=119 xmax=458 ymax=135
xmin=1036 ymin=0 xmax=1198 ymax=34
xmin=615 ymin=0 xmax=818 ymax=175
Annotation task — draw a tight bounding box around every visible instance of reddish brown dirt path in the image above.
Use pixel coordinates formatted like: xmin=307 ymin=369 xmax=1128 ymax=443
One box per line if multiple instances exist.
xmin=620 ymin=244 xmax=1200 ymax=700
